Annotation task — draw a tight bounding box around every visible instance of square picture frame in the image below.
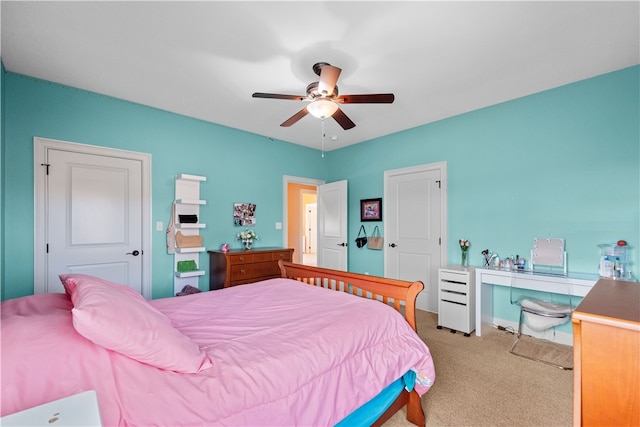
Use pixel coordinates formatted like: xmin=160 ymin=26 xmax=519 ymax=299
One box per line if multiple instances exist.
xmin=360 ymin=198 xmax=382 ymax=222
xmin=233 ymin=202 xmax=256 ymax=226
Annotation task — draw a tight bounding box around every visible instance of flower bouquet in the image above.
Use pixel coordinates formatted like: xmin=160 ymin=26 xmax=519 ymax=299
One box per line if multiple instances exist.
xmin=459 ymin=238 xmax=470 ymax=267
xmin=237 ymin=229 xmax=258 ymax=250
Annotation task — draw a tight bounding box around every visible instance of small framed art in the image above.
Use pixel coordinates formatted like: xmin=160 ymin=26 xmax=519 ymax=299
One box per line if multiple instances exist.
xmin=233 ymin=202 xmax=256 ymax=226
xmin=360 ymin=198 xmax=382 ymax=222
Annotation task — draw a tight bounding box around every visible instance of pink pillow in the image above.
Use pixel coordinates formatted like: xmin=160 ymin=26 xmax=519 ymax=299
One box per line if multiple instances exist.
xmin=59 ymin=273 xmax=117 ymax=296
xmin=68 ymin=275 xmax=213 ymax=373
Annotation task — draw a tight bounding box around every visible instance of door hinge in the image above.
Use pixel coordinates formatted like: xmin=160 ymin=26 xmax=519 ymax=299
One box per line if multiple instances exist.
xmin=41 ymin=163 xmax=51 ymax=175
xmin=435 ymin=180 xmax=441 ymax=189
xmin=439 ymin=237 xmax=441 ymax=245
xmin=46 ymin=243 xmax=49 ymax=253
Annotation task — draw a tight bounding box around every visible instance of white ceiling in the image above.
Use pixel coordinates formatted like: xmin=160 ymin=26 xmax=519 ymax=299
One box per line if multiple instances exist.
xmin=2 ymin=1 xmax=638 ymax=151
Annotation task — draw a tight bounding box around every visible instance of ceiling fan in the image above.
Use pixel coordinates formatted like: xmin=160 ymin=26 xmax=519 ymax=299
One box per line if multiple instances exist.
xmin=252 ymin=62 xmax=395 ymax=130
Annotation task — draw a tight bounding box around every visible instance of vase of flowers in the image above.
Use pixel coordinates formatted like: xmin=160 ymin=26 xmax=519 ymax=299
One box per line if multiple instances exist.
xmin=459 ymin=238 xmax=470 ymax=267
xmin=237 ymin=229 xmax=258 ymax=250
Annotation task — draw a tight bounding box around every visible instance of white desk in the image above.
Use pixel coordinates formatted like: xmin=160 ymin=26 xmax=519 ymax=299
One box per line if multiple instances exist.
xmin=475 ymin=267 xmax=599 ymax=336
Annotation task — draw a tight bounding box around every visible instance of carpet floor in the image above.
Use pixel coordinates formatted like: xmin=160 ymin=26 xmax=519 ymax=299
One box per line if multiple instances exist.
xmin=383 ymin=310 xmax=574 ymax=426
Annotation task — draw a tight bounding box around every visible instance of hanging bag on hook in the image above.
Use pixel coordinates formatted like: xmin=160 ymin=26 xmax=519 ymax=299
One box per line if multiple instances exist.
xmin=166 ymin=202 xmax=176 ymax=254
xmin=368 ymin=226 xmax=384 ymax=250
xmin=355 ymin=225 xmax=368 ymax=248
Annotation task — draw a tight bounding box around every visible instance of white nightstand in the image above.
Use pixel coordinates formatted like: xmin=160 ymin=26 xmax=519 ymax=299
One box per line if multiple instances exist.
xmin=1 ymin=390 xmax=102 ymax=426
xmin=437 ymin=266 xmax=476 ymax=336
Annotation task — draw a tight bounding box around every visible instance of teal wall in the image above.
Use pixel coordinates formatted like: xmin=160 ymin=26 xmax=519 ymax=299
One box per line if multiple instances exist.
xmin=2 ymin=65 xmax=639 ymax=329
xmin=324 ymin=65 xmax=639 ymax=331
xmin=1 ymin=73 xmax=326 ymax=300
xmin=327 ymin=66 xmax=639 ymax=282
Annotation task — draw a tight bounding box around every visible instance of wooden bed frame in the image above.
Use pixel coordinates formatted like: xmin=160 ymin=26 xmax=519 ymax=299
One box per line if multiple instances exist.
xmin=278 ymin=261 xmax=426 ymax=427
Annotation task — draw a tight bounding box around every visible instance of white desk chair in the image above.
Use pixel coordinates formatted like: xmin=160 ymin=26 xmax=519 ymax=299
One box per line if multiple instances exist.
xmin=509 ymin=238 xmax=573 ymax=370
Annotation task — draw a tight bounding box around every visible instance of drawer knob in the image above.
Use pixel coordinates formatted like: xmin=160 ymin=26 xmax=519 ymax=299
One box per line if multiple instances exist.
xmin=239 ymin=257 xmax=244 ymax=261
xmin=240 ymin=269 xmax=246 ymax=274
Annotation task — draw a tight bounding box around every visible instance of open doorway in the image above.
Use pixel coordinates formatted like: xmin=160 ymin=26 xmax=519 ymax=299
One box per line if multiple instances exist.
xmin=283 ymin=177 xmax=321 ymax=266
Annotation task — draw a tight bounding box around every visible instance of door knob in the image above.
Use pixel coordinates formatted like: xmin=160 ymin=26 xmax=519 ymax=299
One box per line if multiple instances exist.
xmin=337 ymin=242 xmax=347 ymax=247
xmin=126 ymin=250 xmax=140 ymax=256
xmin=388 ymin=243 xmax=397 ymax=248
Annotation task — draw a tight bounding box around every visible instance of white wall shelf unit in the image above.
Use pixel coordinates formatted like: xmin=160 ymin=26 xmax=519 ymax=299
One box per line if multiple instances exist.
xmin=176 ymin=223 xmax=206 ymax=229
xmin=175 ymin=198 xmax=206 ymax=205
xmin=177 ymin=173 xmax=206 ymax=181
xmin=175 ymin=270 xmax=206 ymax=279
xmin=173 ymin=174 xmax=207 ymax=294
xmin=175 ymin=247 xmax=206 ymax=253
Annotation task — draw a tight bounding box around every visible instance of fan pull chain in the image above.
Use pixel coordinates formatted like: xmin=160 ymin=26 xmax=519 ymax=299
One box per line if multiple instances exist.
xmin=321 ymin=117 xmax=325 ymax=158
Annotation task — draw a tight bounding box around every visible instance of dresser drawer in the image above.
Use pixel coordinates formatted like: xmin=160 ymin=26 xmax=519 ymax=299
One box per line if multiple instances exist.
xmin=273 ymin=251 xmax=292 ymax=262
xmin=230 ymin=262 xmax=281 ymax=281
xmin=440 ymin=289 xmax=468 ymax=305
xmin=440 ymin=270 xmax=468 ymax=283
xmin=253 ymin=252 xmax=274 ymax=262
xmin=440 ymin=280 xmax=468 ymax=294
xmin=439 ymin=299 xmax=470 ymax=332
xmin=228 ymin=253 xmax=254 ymax=264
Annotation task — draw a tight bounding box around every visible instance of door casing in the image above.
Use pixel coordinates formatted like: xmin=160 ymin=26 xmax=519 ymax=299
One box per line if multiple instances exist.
xmin=283 ymin=176 xmax=323 ymax=262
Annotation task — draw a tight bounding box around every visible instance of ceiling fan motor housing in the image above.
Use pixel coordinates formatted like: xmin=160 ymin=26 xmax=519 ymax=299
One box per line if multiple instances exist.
xmin=312 ymin=62 xmax=331 ymax=76
xmin=306 ymin=82 xmax=338 ymax=99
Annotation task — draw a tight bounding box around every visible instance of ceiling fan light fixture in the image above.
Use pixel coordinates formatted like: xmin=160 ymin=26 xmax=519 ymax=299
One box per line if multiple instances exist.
xmin=307 ymin=99 xmax=338 ymax=119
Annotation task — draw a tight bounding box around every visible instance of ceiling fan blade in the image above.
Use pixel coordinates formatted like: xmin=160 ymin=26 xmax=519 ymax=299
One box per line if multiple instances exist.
xmin=318 ymin=65 xmax=341 ymax=97
xmin=280 ymin=108 xmax=309 ymax=127
xmin=253 ymin=92 xmax=306 ymax=101
xmin=332 ymin=107 xmax=356 ymax=130
xmin=336 ymin=94 xmax=395 ymax=104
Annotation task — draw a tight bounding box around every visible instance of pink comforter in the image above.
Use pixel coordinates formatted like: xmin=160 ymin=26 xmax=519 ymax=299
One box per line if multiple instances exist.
xmin=1 ymin=278 xmax=435 ymax=426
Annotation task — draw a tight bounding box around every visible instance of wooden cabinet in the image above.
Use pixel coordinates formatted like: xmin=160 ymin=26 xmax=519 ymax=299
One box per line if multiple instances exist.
xmin=438 ymin=266 xmax=475 ymax=336
xmin=572 ymin=279 xmax=639 ymax=426
xmin=208 ymin=247 xmax=294 ymax=290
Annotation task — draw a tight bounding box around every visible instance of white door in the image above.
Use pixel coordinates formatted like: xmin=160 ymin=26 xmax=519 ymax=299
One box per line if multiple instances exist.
xmin=305 ymin=203 xmax=317 ymax=254
xmin=35 ymin=138 xmax=151 ymax=298
xmin=385 ymin=163 xmax=446 ymax=312
xmin=317 ymin=180 xmax=348 ymax=270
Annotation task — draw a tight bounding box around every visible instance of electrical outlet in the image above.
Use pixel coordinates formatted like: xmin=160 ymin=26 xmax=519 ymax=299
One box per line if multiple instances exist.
xmin=156 ymin=221 xmax=164 ymax=231
xmin=275 ymin=222 xmax=282 ymax=230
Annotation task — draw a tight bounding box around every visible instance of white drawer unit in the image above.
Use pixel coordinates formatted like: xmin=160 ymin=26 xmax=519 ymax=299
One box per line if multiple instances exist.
xmin=438 ymin=266 xmax=476 ymax=336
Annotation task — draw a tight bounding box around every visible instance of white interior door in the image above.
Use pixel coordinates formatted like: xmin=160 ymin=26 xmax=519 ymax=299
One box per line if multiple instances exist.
xmin=385 ymin=163 xmax=446 ymax=312
xmin=305 ymin=203 xmax=317 ymax=254
xmin=34 ymin=138 xmax=151 ymax=298
xmin=317 ymin=180 xmax=348 ymax=270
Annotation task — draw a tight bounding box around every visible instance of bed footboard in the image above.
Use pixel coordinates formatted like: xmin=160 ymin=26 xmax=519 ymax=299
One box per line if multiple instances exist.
xmin=278 ymin=261 xmax=426 ymax=427
xmin=278 ymin=261 xmax=423 ymax=331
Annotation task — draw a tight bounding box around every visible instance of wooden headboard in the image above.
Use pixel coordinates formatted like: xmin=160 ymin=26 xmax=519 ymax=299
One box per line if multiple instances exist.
xmin=278 ymin=261 xmax=424 ymax=332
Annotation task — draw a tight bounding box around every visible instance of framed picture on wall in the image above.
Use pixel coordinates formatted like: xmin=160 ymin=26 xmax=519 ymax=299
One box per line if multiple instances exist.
xmin=360 ymin=198 xmax=382 ymax=222
xmin=233 ymin=202 xmax=257 ymax=226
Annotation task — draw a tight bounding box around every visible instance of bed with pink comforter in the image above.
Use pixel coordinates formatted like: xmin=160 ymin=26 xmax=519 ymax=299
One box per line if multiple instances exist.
xmin=1 ymin=275 xmax=435 ymax=426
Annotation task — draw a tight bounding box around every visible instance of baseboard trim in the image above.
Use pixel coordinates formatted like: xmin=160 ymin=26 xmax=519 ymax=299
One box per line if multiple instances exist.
xmin=491 ymin=317 xmax=574 ymax=346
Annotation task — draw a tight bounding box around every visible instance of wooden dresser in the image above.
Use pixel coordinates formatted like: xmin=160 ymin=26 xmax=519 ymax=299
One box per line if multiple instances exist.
xmin=208 ymin=247 xmax=294 ymax=290
xmin=572 ymin=278 xmax=639 ymax=426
